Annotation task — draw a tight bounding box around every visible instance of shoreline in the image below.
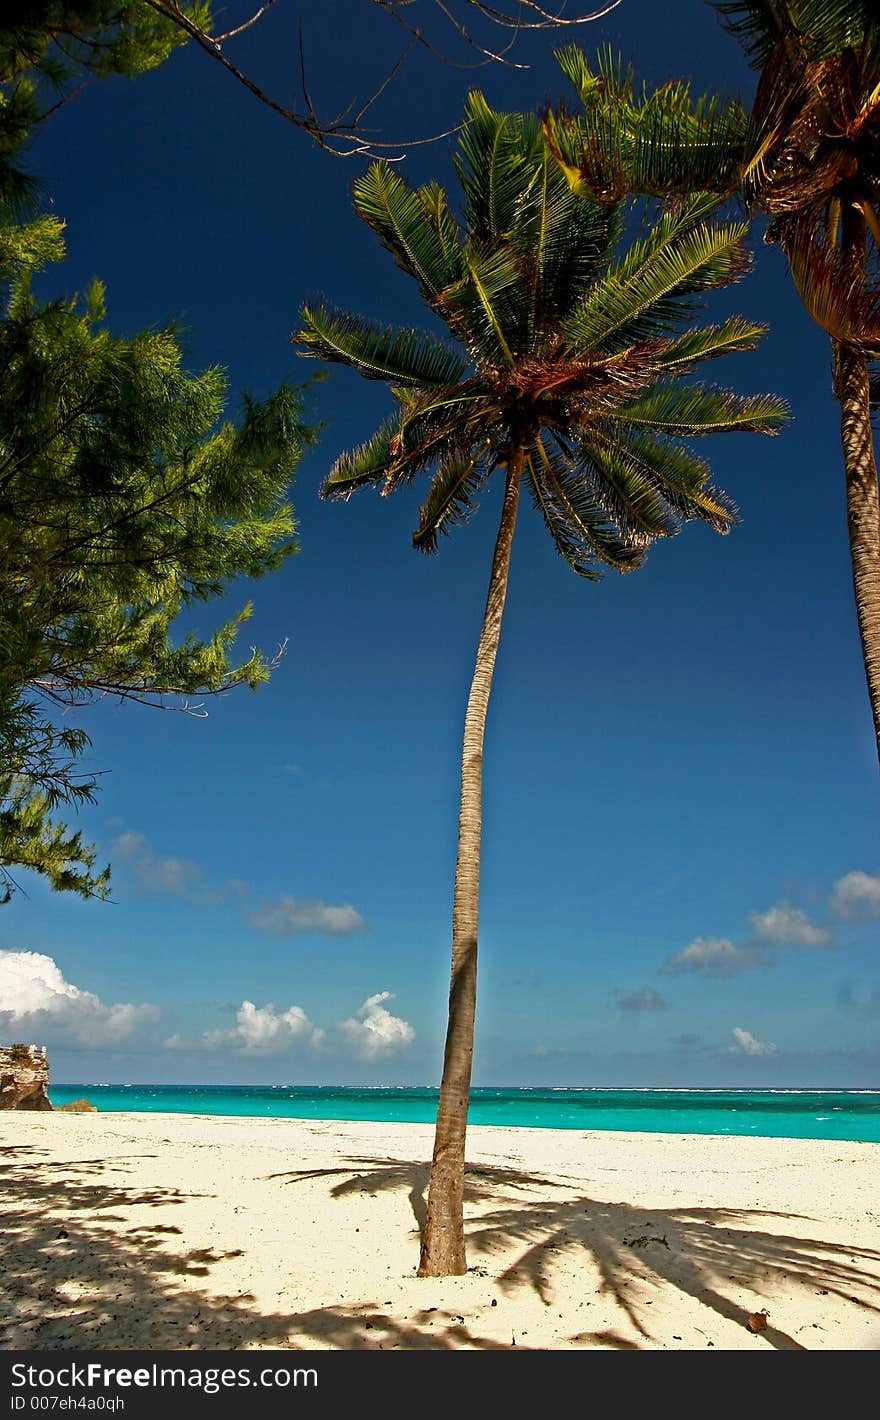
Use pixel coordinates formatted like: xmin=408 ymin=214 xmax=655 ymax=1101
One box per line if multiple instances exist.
xmin=3 ymin=1110 xmax=880 ymax=1350
xmin=35 ymin=1103 xmax=880 ymax=1145
xmin=44 ymin=1087 xmax=880 ymax=1146
xmin=51 ymin=1083 xmax=880 ymax=1090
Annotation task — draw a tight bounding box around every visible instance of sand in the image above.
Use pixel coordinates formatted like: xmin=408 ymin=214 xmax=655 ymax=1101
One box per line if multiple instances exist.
xmin=1 ymin=1110 xmax=878 ymax=1351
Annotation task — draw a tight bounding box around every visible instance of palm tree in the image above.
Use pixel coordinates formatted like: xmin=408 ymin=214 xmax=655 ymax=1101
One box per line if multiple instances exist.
xmin=295 ymin=93 xmax=787 ymax=1277
xmin=546 ymin=4 xmax=880 ymax=760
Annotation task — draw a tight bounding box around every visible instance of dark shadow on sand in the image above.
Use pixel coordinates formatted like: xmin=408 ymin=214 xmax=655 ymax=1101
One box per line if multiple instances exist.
xmin=265 ymin=1157 xmax=566 ymax=1237
xmin=0 ymin=1150 xmax=266 ymax=1349
xmin=269 ymin=1155 xmax=880 ymax=1351
xmin=3 ymin=1148 xmax=878 ymax=1350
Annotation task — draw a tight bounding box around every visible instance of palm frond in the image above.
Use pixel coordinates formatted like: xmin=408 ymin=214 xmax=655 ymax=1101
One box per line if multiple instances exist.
xmin=415 ymin=181 xmax=468 ymax=288
xmin=454 ymin=91 xmax=543 ymax=243
xmin=391 ymin=390 xmax=502 ymax=491
xmin=352 ymin=163 xmax=464 ymax=301
xmin=321 ymin=420 xmax=398 ymax=500
xmin=655 ymin=316 xmax=768 ymax=371
xmin=550 ymin=46 xmax=747 ymax=200
xmin=555 ymin=44 xmax=631 ymax=109
xmin=612 ymin=193 xmax=739 ymax=279
xmin=609 ymin=430 xmax=739 ymax=531
xmin=740 ymin=46 xmax=813 ymax=197
xmin=562 ymin=216 xmax=752 ymax=355
xmin=614 ymin=381 xmax=790 ymax=435
xmin=321 ymin=402 xmax=481 ymax=503
xmin=376 ymin=381 xmax=506 ymax=493
xmin=297 ymin=305 xmax=467 ymax=387
xmin=525 ymin=452 xmax=597 ymax=579
xmin=782 ymin=215 xmax=880 ymax=348
xmin=412 ymin=448 xmax=491 ymax=553
xmin=714 ymin=1 xmax=872 ymax=68
xmin=524 ymin=154 xmax=621 ymax=338
xmin=712 ymin=1 xmax=799 ymax=67
xmin=526 ymin=433 xmax=647 ymax=576
xmin=548 ymin=45 xmax=634 ymax=200
xmin=628 ymin=81 xmax=747 ymax=196
xmin=582 ymin=431 xmax=680 ymax=540
xmin=443 ymin=241 xmax=526 ymax=365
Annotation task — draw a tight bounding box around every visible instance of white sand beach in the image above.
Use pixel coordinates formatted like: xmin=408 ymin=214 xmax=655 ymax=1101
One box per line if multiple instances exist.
xmin=1 ymin=1111 xmax=878 ymax=1351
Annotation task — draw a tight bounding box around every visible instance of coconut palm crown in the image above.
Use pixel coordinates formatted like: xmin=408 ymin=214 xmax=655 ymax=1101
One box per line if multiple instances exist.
xmin=544 ymin=45 xmax=750 ymax=206
xmin=548 ymin=6 xmax=880 ymax=352
xmin=546 ymin=10 xmax=880 ymax=766
xmin=718 ymin=0 xmax=880 ymax=354
xmin=297 ymin=93 xmax=786 ymax=571
xmin=295 ymin=93 xmax=787 ymax=1277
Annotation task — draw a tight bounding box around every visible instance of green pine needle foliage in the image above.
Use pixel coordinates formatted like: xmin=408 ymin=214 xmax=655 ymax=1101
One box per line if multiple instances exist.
xmin=0 ymin=3 xmax=321 ymax=903
xmin=0 ymin=3 xmax=211 ymax=216
xmin=0 ymin=216 xmax=312 ymax=904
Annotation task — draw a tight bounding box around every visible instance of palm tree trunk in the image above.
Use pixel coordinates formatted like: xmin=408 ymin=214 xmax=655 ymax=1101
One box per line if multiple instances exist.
xmin=834 ymin=338 xmax=880 ymax=766
xmin=418 ymin=450 xmax=522 ymax=1278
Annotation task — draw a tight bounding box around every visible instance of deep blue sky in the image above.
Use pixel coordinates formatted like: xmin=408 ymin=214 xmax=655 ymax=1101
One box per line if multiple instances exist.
xmin=2 ymin=0 xmax=878 ymax=1087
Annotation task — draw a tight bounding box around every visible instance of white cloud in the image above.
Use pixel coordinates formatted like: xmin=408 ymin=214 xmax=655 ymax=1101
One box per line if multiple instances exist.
xmin=110 ymin=831 xmax=209 ymax=900
xmin=730 ymin=1026 xmax=777 ymax=1057
xmin=234 ymin=1001 xmax=323 ymax=1052
xmin=190 ymin=1000 xmax=324 ymax=1055
xmin=0 ymin=950 xmax=156 ymax=1047
xmin=339 ymin=991 xmax=414 ymax=1059
xmin=169 ymin=991 xmax=413 ymax=1058
xmin=663 ymin=903 xmax=832 ymax=978
xmin=660 ymin=936 xmax=765 ymax=977
xmin=748 ymin=902 xmax=830 ymax=946
xmin=110 ymin=829 xmax=365 ymax=935
xmin=245 ymin=894 xmax=364 ymax=937
xmin=831 ymin=869 xmax=880 ymax=922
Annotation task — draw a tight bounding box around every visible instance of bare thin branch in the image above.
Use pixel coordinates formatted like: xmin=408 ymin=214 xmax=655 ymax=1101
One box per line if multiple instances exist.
xmin=372 ymin=0 xmax=505 ymax=71
xmin=37 ymin=80 xmax=87 ymax=123
xmin=212 ymin=0 xmax=278 ymax=43
xmin=139 ymin=0 xmax=620 ymax=155
xmin=431 ymin=0 xmax=525 ymax=68
xmin=350 ymin=41 xmax=416 ymax=129
xmin=468 ymin=0 xmax=623 ymax=27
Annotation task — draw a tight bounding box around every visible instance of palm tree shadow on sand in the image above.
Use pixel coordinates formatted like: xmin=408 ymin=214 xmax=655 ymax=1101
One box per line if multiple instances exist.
xmin=271 ymin=1155 xmax=880 ymax=1350
xmin=3 ymin=1147 xmax=879 ymax=1349
xmin=0 ymin=1146 xmax=271 ymax=1349
xmin=1 ymin=1146 xmax=524 ymax=1351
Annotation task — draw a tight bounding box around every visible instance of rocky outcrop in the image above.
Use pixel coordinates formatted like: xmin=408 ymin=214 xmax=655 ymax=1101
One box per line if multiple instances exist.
xmin=57 ymin=1098 xmax=97 ymax=1113
xmin=0 ymin=1044 xmax=53 ymax=1111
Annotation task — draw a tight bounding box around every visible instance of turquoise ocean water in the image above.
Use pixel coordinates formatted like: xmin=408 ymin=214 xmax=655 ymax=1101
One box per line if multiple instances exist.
xmin=49 ymin=1084 xmax=880 ymax=1143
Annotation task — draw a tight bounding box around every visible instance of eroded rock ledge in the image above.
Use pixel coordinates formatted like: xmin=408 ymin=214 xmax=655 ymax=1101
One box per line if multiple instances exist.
xmin=0 ymin=1044 xmax=52 ymax=1110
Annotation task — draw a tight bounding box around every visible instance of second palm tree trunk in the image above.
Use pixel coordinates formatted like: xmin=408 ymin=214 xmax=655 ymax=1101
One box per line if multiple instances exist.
xmin=418 ymin=451 xmax=523 ymax=1278
xmin=834 ymin=339 xmax=880 ymax=765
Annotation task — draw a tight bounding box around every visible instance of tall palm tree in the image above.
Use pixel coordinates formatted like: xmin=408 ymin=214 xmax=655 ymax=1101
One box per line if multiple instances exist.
xmin=295 ymin=93 xmax=787 ymax=1277
xmin=546 ymin=3 xmax=880 ymax=760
